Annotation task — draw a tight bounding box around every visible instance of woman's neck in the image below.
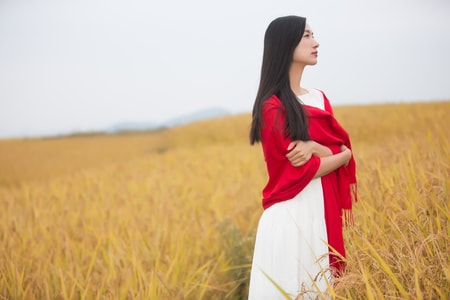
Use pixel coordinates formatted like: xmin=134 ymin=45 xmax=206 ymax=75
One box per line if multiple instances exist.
xmin=289 ymin=63 xmax=306 ymax=95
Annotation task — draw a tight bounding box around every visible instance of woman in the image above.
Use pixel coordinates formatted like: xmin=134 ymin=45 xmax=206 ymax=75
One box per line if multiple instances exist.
xmin=248 ymin=15 xmax=357 ymax=299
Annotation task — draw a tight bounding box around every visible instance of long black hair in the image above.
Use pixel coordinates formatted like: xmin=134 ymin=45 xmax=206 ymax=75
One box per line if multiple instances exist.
xmin=249 ymin=15 xmax=310 ymax=145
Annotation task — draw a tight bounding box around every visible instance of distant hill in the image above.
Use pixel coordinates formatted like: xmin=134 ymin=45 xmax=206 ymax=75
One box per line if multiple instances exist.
xmin=106 ymin=121 xmax=160 ymax=134
xmin=107 ymin=107 xmax=229 ymax=133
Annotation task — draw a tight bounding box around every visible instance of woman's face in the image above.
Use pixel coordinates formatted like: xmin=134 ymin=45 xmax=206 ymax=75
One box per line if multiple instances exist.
xmin=292 ymin=24 xmax=320 ymax=66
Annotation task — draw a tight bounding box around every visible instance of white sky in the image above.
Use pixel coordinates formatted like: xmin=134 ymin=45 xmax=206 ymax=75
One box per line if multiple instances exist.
xmin=1 ymin=0 xmax=449 ymax=138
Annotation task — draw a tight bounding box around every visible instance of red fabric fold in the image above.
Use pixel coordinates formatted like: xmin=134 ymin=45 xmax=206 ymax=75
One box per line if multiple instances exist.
xmin=304 ymin=103 xmax=358 ymax=208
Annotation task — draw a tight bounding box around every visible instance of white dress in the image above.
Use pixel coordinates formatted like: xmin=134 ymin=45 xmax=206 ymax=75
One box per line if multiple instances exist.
xmin=248 ymin=89 xmax=332 ymax=300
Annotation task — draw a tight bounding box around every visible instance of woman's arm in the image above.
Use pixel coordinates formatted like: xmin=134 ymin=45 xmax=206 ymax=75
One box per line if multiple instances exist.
xmin=314 ymin=146 xmax=351 ymax=178
xmin=286 ymin=140 xmax=332 ymax=167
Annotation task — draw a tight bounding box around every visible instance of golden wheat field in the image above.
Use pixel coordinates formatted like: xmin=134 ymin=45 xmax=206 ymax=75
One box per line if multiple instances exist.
xmin=0 ymin=101 xmax=449 ymax=299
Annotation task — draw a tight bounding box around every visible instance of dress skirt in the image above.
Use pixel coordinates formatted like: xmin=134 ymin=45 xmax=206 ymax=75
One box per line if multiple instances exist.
xmin=248 ymin=178 xmax=331 ymax=300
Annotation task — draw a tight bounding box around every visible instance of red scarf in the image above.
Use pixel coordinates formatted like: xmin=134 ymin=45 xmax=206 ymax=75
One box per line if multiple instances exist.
xmin=304 ymin=96 xmax=358 ymax=274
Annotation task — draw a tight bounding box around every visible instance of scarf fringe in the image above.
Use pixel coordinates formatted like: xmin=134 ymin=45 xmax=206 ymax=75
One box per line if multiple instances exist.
xmin=342 ymin=209 xmax=354 ymax=227
xmin=343 ymin=184 xmax=358 ymax=227
xmin=350 ymin=183 xmax=358 ymax=203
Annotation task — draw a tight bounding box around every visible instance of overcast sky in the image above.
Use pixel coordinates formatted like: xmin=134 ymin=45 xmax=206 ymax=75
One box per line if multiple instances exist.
xmin=1 ymin=0 xmax=449 ymax=138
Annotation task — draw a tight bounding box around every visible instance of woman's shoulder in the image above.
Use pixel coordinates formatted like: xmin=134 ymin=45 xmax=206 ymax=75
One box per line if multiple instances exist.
xmin=305 ymin=88 xmax=334 ymax=114
xmin=266 ymin=94 xmax=281 ymax=102
xmin=306 ymin=88 xmax=326 ymax=98
xmin=261 ymin=95 xmax=286 ymax=120
xmin=263 ymin=94 xmax=283 ymax=108
xmin=300 ymin=88 xmax=325 ymax=109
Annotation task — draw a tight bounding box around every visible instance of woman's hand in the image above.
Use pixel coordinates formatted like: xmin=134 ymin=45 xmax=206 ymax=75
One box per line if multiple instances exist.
xmin=286 ymin=140 xmax=316 ymax=167
xmin=340 ymin=144 xmax=352 ymax=166
xmin=286 ymin=140 xmax=333 ymax=167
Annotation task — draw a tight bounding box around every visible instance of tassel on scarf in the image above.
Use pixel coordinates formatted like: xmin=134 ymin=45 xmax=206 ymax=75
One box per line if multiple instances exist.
xmin=343 ymin=183 xmax=358 ymax=227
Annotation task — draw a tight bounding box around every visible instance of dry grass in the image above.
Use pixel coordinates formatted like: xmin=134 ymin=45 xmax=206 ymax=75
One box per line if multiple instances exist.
xmin=0 ymin=101 xmax=449 ymax=299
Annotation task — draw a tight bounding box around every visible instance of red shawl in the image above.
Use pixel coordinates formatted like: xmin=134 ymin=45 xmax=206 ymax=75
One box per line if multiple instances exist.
xmin=305 ymin=92 xmax=358 ymax=274
xmin=260 ymin=94 xmax=357 ymax=275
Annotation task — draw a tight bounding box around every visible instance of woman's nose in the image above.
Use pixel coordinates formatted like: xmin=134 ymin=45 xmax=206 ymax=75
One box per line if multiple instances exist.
xmin=314 ymin=39 xmax=320 ymax=48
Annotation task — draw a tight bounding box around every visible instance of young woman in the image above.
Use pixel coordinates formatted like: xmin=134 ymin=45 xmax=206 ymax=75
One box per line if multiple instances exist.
xmin=248 ymin=15 xmax=357 ymax=299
